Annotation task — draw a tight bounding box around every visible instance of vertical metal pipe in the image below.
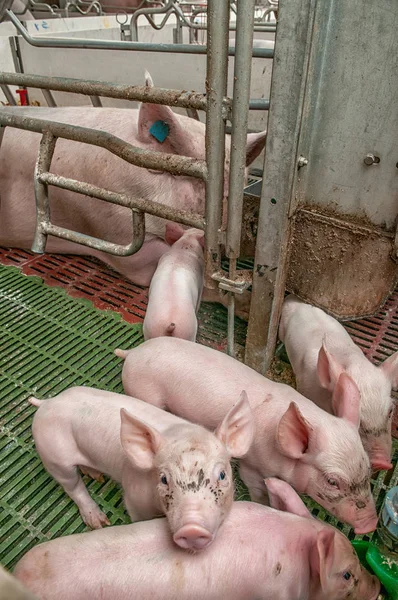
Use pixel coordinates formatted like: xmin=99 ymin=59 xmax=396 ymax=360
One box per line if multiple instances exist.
xmin=226 ymin=0 xmax=256 ymax=261
xmin=1 ymin=84 xmax=16 ymax=106
xmin=32 ymin=132 xmax=57 ymax=254
xmin=41 ymin=88 xmax=57 ymax=107
xmin=204 ymin=0 xmax=229 ymax=289
xmin=89 ymin=95 xmax=103 ymax=107
xmin=225 ymin=0 xmax=256 ymax=356
xmin=245 ymin=0 xmax=317 ymax=374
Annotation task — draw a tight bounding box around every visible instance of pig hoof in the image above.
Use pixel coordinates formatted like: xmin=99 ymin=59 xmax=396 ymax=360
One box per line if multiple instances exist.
xmin=82 ymin=509 xmax=111 ymax=529
xmin=79 ymin=466 xmax=105 ymax=483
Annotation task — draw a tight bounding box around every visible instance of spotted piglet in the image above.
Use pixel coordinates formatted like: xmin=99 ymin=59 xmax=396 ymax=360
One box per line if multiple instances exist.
xmin=143 ymin=222 xmax=204 ymax=342
xmin=29 ymin=386 xmax=253 ymax=551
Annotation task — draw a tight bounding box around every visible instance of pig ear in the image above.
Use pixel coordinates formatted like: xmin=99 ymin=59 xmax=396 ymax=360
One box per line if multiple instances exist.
xmin=331 ymin=373 xmax=361 ymax=429
xmin=138 ymin=94 xmax=198 ymax=158
xmin=264 ymin=478 xmax=312 ymax=519
xmin=164 ymin=222 xmax=186 ymax=246
xmin=380 ymin=351 xmax=398 ymax=390
xmin=317 ymin=340 xmax=344 ymax=391
xmin=144 ymin=69 xmax=154 ymax=88
xmin=120 ymin=409 xmax=163 ymax=471
xmin=246 ymin=130 xmax=267 ymax=166
xmin=215 ymin=391 xmax=254 ymax=458
xmin=277 ymin=402 xmax=312 ymax=459
xmin=311 ymin=529 xmax=336 ymax=592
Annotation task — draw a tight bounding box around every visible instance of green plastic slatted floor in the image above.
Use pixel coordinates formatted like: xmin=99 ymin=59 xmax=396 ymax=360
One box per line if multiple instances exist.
xmin=0 ymin=265 xmax=397 ymax=573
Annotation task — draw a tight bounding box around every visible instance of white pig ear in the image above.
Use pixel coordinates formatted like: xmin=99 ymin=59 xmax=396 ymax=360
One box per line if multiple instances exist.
xmin=264 ymin=478 xmax=312 ymax=519
xmin=317 ymin=340 xmax=344 ymax=391
xmin=120 ymin=409 xmax=163 ymax=471
xmin=215 ymin=391 xmax=254 ymax=458
xmin=380 ymin=351 xmax=398 ymax=390
xmin=277 ymin=402 xmax=312 ymax=459
xmin=164 ymin=222 xmax=186 ymax=245
xmin=144 ymin=70 xmax=154 ymax=88
xmin=331 ymin=373 xmax=360 ymax=429
xmin=311 ymin=529 xmax=336 ymax=592
xmin=246 ymin=130 xmax=267 ymax=166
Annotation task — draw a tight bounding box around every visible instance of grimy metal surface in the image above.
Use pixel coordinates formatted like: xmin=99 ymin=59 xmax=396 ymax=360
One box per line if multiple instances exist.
xmin=281 ymin=0 xmax=398 ymax=320
xmin=245 ymin=0 xmax=316 ymax=374
xmin=6 ymin=9 xmax=274 ymax=58
xmin=203 ymin=0 xmax=229 ymax=292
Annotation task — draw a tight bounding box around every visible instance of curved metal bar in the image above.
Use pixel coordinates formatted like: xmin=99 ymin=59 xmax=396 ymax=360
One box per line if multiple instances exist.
xmin=0 ymin=111 xmax=208 ymax=179
xmin=5 ymin=10 xmax=274 ymax=57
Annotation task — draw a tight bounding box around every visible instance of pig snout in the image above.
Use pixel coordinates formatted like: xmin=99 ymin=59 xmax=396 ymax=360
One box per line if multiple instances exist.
xmin=352 ymin=507 xmax=378 ymax=535
xmin=173 ymin=523 xmax=213 ymax=551
xmin=358 ymin=568 xmax=381 ymax=600
xmin=365 ymin=437 xmax=393 ymax=472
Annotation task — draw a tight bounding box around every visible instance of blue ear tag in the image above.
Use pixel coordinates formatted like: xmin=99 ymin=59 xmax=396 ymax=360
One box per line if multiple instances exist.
xmin=149 ymin=120 xmax=170 ymax=143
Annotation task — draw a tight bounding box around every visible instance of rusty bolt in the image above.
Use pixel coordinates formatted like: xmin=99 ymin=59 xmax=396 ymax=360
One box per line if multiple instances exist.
xmin=364 ymin=153 xmax=380 ymax=166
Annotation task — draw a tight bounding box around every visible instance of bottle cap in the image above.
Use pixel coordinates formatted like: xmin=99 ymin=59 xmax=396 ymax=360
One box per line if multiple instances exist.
xmin=381 ymin=486 xmax=398 ymax=542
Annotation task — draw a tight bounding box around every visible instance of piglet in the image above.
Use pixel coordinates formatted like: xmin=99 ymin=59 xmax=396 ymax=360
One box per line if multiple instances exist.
xmin=115 ymin=338 xmax=378 ymax=533
xmin=28 ymin=386 xmax=253 ymax=551
xmin=14 ymin=479 xmax=380 ymax=600
xmin=279 ymin=294 xmax=397 ymax=472
xmin=143 ymin=223 xmax=204 ymax=342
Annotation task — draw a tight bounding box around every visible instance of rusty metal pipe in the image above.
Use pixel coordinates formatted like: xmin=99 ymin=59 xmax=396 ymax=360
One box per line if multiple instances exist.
xmin=204 ymin=0 xmax=229 ymax=290
xmin=0 ymin=72 xmax=210 ymax=112
xmin=0 ymin=111 xmax=208 ymax=180
xmin=32 ymin=131 xmax=56 ymax=253
xmin=43 ymin=215 xmax=146 ymax=256
xmin=38 ymin=172 xmax=205 ymax=230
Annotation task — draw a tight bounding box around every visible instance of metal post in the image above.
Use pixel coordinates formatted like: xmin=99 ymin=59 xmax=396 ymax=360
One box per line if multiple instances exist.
xmin=89 ymin=95 xmax=103 ymax=107
xmin=32 ymin=131 xmax=57 ymax=253
xmin=204 ymin=0 xmax=229 ymax=290
xmin=245 ymin=0 xmax=317 ymax=374
xmin=225 ymin=0 xmax=257 ymax=356
xmin=0 ymin=84 xmax=16 ymax=106
xmin=41 ymin=89 xmax=57 ymax=107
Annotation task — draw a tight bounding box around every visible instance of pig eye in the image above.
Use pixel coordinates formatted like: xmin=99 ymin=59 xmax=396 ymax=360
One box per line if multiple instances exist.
xmin=343 ymin=572 xmax=352 ymax=581
xmin=388 ymin=406 xmax=394 ymax=418
xmin=160 ymin=474 xmax=168 ymax=485
xmin=218 ymin=471 xmax=226 ymax=481
xmin=327 ymin=477 xmax=339 ymax=489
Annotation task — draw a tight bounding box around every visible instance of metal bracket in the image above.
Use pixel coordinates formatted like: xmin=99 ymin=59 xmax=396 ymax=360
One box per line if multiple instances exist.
xmin=211 ymin=269 xmax=253 ymax=295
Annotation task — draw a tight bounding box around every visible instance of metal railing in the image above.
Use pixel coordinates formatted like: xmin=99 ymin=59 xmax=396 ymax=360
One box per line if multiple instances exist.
xmin=0 ymin=0 xmax=285 ymax=365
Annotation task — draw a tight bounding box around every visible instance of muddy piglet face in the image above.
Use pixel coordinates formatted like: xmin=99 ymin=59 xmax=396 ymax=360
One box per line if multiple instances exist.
xmin=155 ymin=433 xmax=234 ymax=551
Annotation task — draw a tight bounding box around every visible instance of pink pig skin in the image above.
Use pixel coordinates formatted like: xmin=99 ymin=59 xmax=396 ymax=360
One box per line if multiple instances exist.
xmin=143 ymin=223 xmax=204 ymax=342
xmin=13 ymin=479 xmax=380 ymax=600
xmin=279 ymin=294 xmax=397 ymax=472
xmin=115 ymin=338 xmax=378 ymax=533
xmin=28 ymin=386 xmax=253 ymax=551
xmin=0 ymin=72 xmax=266 ymax=317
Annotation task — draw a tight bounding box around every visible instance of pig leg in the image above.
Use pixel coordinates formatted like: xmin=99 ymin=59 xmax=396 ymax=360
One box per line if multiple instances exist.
xmin=239 ymin=462 xmax=270 ymax=505
xmin=79 ymin=466 xmax=105 ymax=483
xmin=46 ymin=462 xmax=110 ymax=529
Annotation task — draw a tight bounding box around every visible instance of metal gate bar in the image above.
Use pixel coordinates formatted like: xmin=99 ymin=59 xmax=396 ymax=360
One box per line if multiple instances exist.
xmin=1 ymin=0 xmax=273 ymax=358
xmin=245 ymin=0 xmax=316 ymax=373
xmin=6 ymin=10 xmax=274 ymax=58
